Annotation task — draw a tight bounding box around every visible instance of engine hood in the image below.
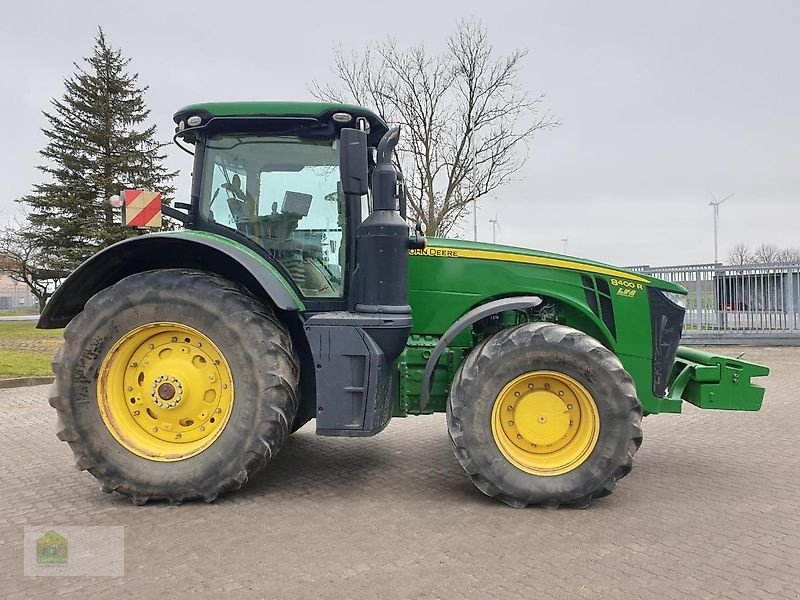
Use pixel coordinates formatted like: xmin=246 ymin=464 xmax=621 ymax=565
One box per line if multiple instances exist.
xmin=419 ymin=238 xmax=686 ymax=294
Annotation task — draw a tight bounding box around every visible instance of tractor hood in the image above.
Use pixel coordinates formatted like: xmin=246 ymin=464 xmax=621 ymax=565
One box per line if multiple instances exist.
xmin=419 ymin=238 xmax=686 ymax=294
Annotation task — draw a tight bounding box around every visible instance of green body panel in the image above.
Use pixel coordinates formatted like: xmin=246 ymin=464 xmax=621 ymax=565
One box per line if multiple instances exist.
xmin=399 ymin=238 xmax=681 ymax=416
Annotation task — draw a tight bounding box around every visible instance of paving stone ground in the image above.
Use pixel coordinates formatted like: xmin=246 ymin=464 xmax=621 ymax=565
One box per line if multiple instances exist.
xmin=1 ymin=346 xmax=797 ymax=599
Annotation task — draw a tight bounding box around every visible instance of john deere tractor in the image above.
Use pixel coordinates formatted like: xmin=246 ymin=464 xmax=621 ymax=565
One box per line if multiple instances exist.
xmin=40 ymin=102 xmax=769 ymax=507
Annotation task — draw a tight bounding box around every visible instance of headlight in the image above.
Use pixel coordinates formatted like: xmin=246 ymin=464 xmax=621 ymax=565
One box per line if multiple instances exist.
xmin=660 ymin=290 xmax=688 ymax=309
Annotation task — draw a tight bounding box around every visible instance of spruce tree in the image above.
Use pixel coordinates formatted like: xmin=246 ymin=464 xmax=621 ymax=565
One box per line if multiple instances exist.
xmin=20 ymin=28 xmax=176 ymax=272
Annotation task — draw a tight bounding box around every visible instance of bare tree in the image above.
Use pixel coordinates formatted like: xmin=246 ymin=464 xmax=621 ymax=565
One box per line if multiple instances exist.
xmin=0 ymin=220 xmax=65 ymax=312
xmin=777 ymin=247 xmax=800 ymax=263
xmin=727 ymin=243 xmax=753 ymax=265
xmin=753 ymin=243 xmax=781 ymax=264
xmin=727 ymin=242 xmax=800 ymax=265
xmin=312 ymin=19 xmax=558 ymax=237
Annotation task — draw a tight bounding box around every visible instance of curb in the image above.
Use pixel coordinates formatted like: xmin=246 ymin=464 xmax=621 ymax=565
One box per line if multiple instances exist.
xmin=0 ymin=376 xmax=54 ymax=390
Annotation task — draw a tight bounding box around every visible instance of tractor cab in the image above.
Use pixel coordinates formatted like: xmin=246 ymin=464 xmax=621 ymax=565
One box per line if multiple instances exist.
xmin=173 ymin=103 xmax=396 ymax=306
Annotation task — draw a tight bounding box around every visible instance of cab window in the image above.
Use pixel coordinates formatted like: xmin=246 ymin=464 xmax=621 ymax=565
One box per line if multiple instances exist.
xmin=200 ymin=134 xmax=345 ymax=298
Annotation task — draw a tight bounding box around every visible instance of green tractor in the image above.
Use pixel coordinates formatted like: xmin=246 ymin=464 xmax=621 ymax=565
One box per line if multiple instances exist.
xmin=40 ymin=101 xmax=769 ymax=507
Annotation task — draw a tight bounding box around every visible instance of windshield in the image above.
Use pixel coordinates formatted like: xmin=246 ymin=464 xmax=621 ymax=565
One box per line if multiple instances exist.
xmin=200 ymin=134 xmax=345 ymax=298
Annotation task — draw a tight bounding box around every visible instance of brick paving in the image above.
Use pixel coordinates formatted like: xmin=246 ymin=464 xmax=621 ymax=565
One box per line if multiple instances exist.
xmin=1 ymin=346 xmax=797 ymax=599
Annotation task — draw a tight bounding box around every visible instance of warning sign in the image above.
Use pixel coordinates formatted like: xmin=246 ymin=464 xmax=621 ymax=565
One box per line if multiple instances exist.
xmin=123 ymin=190 xmax=162 ymax=228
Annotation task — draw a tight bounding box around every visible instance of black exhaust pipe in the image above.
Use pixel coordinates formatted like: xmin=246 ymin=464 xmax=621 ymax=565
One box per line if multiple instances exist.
xmin=353 ymin=126 xmax=411 ymax=318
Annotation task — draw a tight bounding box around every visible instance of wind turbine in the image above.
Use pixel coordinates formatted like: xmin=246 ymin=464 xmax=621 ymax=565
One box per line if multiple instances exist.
xmin=489 ymin=211 xmax=501 ymax=244
xmin=709 ymin=192 xmax=734 ymax=264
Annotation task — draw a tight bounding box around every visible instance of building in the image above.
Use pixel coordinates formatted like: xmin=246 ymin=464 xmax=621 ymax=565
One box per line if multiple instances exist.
xmin=0 ymin=275 xmax=38 ymax=311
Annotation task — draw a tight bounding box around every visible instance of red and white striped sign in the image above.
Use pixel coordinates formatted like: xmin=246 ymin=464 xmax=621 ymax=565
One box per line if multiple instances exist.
xmin=123 ymin=190 xmax=162 ymax=228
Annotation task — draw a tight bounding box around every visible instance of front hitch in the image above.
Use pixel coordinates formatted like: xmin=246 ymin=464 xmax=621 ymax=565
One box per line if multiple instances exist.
xmin=666 ymin=346 xmax=770 ymax=411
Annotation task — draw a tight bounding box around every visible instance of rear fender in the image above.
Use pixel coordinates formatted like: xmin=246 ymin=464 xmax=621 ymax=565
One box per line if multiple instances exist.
xmin=38 ymin=231 xmax=304 ymax=329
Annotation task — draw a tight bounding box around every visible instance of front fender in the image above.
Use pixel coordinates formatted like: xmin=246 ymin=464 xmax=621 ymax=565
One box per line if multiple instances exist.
xmin=418 ymin=295 xmax=543 ymax=411
xmin=38 ymin=231 xmax=304 ymax=328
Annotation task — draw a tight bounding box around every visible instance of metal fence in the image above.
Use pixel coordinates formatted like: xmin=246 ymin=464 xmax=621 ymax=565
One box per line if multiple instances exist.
xmin=630 ymin=262 xmax=800 ymax=344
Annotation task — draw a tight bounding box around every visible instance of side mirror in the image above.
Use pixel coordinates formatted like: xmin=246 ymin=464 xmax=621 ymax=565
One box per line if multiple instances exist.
xmin=339 ymin=128 xmax=368 ymax=196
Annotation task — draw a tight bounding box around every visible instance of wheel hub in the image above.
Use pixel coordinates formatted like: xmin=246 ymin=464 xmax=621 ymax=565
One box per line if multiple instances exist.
xmin=491 ymin=371 xmax=600 ymax=476
xmin=97 ymin=322 xmax=234 ymax=462
xmin=152 ymin=376 xmax=183 ymax=409
xmin=512 ymin=391 xmax=571 ymax=446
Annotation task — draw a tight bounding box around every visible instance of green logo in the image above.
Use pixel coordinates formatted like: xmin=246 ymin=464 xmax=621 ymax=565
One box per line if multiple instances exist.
xmin=36 ymin=530 xmax=68 ymax=565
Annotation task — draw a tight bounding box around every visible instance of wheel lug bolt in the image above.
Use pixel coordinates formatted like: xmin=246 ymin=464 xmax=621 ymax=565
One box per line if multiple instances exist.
xmin=508 ymin=421 xmax=514 ymax=426
xmin=528 ymin=383 xmax=533 ymax=389
xmin=130 ymin=362 xmax=137 ymax=368
xmin=132 ymin=410 xmax=140 ymax=416
xmin=199 ymin=426 xmax=205 ymax=432
xmin=127 ymin=386 xmax=133 ymax=392
xmin=222 ymin=383 xmax=227 ymax=389
xmin=514 ymin=391 xmax=520 ymax=397
xmin=148 ymin=344 xmax=154 ymax=349
xmin=152 ymin=427 xmax=158 ymax=433
xmin=215 ymin=408 xmax=222 ymax=413
xmin=516 ymin=434 xmax=522 ymax=440
xmin=567 ymin=404 xmax=573 ymax=410
xmin=558 ymin=391 xmax=564 ymax=396
xmin=175 ymin=433 xmax=182 ymax=439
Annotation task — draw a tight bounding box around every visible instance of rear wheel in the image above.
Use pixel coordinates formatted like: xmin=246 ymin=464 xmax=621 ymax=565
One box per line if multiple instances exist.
xmin=447 ymin=322 xmax=642 ymax=508
xmin=50 ymin=269 xmax=299 ymax=504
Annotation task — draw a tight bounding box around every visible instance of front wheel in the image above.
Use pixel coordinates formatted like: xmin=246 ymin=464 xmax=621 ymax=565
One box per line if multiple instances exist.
xmin=50 ymin=269 xmax=299 ymax=504
xmin=447 ymin=322 xmax=642 ymax=508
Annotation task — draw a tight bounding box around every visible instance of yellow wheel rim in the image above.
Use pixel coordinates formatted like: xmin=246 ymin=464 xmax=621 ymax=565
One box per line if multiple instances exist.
xmin=491 ymin=371 xmax=599 ymax=476
xmin=97 ymin=322 xmax=234 ymax=462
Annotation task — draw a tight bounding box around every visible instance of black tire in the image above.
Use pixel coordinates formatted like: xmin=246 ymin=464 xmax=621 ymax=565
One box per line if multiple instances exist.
xmin=50 ymin=269 xmax=299 ymax=504
xmin=447 ymin=322 xmax=642 ymax=508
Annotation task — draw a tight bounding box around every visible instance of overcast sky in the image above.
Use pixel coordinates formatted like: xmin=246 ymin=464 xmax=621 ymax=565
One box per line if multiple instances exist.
xmin=1 ymin=0 xmax=797 ymax=266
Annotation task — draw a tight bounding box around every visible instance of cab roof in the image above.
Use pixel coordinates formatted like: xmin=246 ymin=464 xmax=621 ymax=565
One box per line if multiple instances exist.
xmin=173 ymin=101 xmax=389 ymax=144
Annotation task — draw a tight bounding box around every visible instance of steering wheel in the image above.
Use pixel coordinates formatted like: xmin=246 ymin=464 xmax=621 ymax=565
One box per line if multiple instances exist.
xmin=221 ymin=174 xmax=257 ymax=220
